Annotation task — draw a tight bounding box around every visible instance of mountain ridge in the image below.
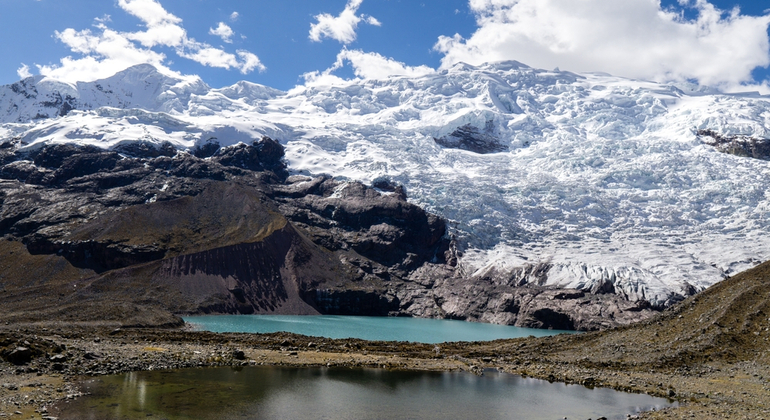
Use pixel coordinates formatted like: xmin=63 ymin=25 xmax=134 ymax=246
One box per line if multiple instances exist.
xmin=2 ymin=62 xmax=770 ymax=308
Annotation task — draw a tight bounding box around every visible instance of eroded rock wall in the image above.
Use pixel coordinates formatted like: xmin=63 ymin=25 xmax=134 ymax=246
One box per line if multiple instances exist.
xmin=0 ymin=137 xmax=658 ymax=330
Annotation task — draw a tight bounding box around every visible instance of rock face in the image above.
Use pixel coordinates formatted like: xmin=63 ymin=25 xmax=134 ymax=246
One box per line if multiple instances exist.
xmin=0 ymin=137 xmax=656 ymax=330
xmin=433 ymin=121 xmax=508 ymax=154
xmin=271 ymin=177 xmax=448 ymax=269
xmin=0 ymin=137 xmax=448 ymax=324
xmin=394 ymin=265 xmax=654 ymax=331
xmin=698 ymin=129 xmax=770 ymax=160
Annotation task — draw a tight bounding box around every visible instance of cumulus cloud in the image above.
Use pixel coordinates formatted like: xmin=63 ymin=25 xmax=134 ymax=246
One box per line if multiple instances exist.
xmin=303 ymin=49 xmax=434 ymax=85
xmin=209 ymin=22 xmax=234 ymax=43
xmin=28 ymin=0 xmax=264 ymax=83
xmin=230 ymin=11 xmax=239 ymax=21
xmin=434 ymin=0 xmax=770 ymax=88
xmin=309 ymin=0 xmax=381 ymax=44
xmin=118 ymin=0 xmax=180 ymax=27
xmin=730 ymin=80 xmax=770 ymax=95
xmin=333 ymin=49 xmax=434 ymax=79
xmin=16 ymin=64 xmax=32 ymax=79
xmin=301 ymin=70 xmax=348 ymax=87
xmin=39 ymin=26 xmax=170 ymax=82
xmin=235 ymin=51 xmax=264 ymax=73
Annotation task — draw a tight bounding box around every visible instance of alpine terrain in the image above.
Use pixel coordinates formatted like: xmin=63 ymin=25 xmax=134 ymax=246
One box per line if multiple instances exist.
xmin=1 ymin=61 xmax=769 ymax=330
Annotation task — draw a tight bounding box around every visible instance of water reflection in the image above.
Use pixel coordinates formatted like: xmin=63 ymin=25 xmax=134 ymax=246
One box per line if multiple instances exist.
xmin=57 ymin=366 xmax=675 ymax=420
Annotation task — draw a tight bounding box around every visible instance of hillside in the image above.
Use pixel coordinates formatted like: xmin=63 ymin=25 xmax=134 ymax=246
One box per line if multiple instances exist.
xmin=480 ymin=257 xmax=770 ymax=418
xmin=1 ymin=252 xmax=769 ymax=418
xmin=488 ymin=260 xmax=770 ymax=367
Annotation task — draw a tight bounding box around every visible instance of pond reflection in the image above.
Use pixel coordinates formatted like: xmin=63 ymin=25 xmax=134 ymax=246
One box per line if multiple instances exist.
xmin=57 ymin=366 xmax=675 ymax=420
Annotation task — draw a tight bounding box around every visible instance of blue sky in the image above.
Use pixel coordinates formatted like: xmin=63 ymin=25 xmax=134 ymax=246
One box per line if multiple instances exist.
xmin=1 ymin=0 xmax=769 ymax=91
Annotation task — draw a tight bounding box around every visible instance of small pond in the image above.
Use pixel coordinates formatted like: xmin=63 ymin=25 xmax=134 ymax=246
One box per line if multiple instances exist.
xmin=56 ymin=366 xmax=675 ymax=420
xmin=183 ymin=315 xmax=577 ymax=343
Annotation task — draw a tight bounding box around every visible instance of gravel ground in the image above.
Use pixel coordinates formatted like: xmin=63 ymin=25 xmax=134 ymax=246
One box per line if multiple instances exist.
xmin=0 ymin=324 xmax=767 ymax=420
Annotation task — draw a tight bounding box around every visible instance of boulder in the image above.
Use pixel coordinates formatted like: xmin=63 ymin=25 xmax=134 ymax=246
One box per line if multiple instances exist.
xmin=5 ymin=347 xmax=33 ymax=365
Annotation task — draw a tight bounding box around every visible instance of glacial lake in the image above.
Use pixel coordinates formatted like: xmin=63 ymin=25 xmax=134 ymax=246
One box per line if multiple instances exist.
xmin=56 ymin=366 xmax=675 ymax=420
xmin=183 ymin=315 xmax=578 ymax=343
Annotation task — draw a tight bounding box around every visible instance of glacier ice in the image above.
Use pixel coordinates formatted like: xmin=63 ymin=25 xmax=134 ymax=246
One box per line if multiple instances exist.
xmin=1 ymin=61 xmax=770 ymax=307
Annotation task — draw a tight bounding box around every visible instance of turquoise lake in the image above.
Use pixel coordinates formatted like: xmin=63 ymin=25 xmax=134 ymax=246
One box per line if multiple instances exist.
xmin=56 ymin=366 xmax=675 ymax=420
xmin=183 ymin=315 xmax=577 ymax=343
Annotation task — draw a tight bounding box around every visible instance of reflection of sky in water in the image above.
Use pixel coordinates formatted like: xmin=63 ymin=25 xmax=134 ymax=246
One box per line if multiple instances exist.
xmin=137 ymin=379 xmax=146 ymax=410
xmin=60 ymin=367 xmax=675 ymax=420
xmin=123 ymin=373 xmax=148 ymax=413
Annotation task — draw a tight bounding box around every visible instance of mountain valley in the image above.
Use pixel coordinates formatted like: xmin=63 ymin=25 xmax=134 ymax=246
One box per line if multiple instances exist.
xmin=0 ymin=60 xmax=769 ymax=418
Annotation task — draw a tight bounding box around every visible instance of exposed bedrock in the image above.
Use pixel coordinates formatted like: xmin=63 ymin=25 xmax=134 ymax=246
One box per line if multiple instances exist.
xmin=393 ymin=265 xmax=655 ymax=331
xmin=0 ymin=137 xmax=658 ymax=330
xmin=271 ymin=175 xmax=449 ymax=269
xmin=433 ymin=121 xmax=508 ymax=154
xmin=698 ymin=129 xmax=770 ymax=160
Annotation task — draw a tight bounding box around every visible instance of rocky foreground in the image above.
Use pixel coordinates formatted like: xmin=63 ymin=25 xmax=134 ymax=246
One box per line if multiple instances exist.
xmin=1 ymin=259 xmax=770 ymax=419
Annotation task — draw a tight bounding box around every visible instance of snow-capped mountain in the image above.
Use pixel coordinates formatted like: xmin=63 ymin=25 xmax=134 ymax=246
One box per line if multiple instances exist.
xmin=2 ymin=62 xmax=770 ymax=307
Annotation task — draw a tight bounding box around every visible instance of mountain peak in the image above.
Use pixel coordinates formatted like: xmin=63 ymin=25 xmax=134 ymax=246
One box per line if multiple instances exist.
xmin=1 ymin=60 xmax=769 ymax=309
xmin=121 ymin=62 xmax=164 ymax=74
xmin=100 ymin=63 xmax=206 ymax=89
xmin=0 ymin=63 xmax=213 ymax=123
xmin=481 ymin=60 xmax=530 ymax=71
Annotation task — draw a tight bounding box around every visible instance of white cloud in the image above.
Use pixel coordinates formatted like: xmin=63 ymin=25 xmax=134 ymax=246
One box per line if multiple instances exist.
xmin=124 ymin=22 xmax=187 ymax=48
xmin=117 ymin=0 xmax=180 ymax=27
xmin=723 ymin=80 xmax=770 ymax=95
xmin=332 ymin=49 xmax=434 ymax=79
xmin=40 ymin=27 xmax=170 ymax=82
xmin=230 ymin=11 xmax=240 ymax=21
xmin=28 ymin=0 xmax=264 ymax=83
xmin=300 ymin=70 xmax=349 ymax=88
xmin=16 ymin=64 xmax=32 ymax=79
xmin=178 ymin=46 xmax=238 ymax=68
xmin=309 ymin=0 xmax=381 ymax=44
xmin=303 ymin=49 xmax=435 ymax=85
xmin=209 ymin=22 xmax=234 ymax=43
xmin=435 ymin=0 xmax=770 ymax=88
xmin=236 ymin=51 xmax=264 ymax=74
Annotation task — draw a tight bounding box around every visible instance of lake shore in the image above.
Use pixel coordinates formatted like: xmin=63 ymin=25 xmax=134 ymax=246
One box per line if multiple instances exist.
xmin=1 ymin=323 xmax=768 ymax=419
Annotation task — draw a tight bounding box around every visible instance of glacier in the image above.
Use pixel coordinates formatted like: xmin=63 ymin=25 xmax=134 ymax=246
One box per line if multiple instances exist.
xmin=2 ymin=61 xmax=770 ymax=307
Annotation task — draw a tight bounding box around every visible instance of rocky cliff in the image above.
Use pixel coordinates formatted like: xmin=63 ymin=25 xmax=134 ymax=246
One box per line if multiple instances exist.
xmin=0 ymin=137 xmax=656 ymax=330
